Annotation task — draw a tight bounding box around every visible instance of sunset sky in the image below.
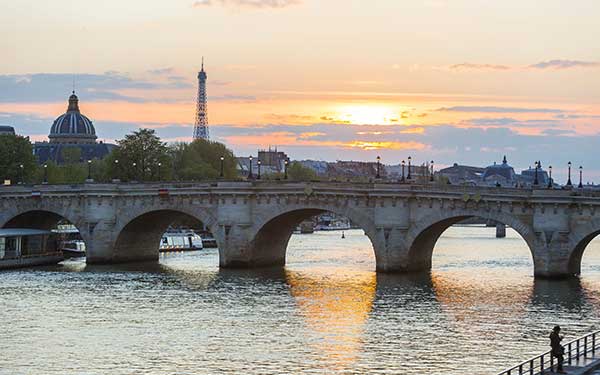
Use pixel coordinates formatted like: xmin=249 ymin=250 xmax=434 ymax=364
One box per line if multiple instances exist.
xmin=2 ymin=0 xmax=600 ymax=179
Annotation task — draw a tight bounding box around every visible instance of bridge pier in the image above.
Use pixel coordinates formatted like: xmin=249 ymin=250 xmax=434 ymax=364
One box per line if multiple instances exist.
xmin=217 ymin=223 xmax=287 ymax=269
xmin=531 ymin=243 xmax=575 ymax=279
xmin=496 ymin=222 xmax=506 ymax=238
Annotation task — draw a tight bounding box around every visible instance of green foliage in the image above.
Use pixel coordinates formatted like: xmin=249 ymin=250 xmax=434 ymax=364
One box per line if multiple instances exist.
xmin=0 ymin=134 xmax=38 ymax=184
xmin=108 ymin=128 xmax=170 ymax=181
xmin=287 ymin=161 xmax=318 ymax=181
xmin=170 ymin=139 xmax=237 ymax=181
xmin=61 ymin=147 xmax=82 ymax=164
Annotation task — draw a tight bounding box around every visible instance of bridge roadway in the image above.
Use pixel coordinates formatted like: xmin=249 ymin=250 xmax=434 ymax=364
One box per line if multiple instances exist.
xmin=2 ymin=181 xmax=600 ymax=278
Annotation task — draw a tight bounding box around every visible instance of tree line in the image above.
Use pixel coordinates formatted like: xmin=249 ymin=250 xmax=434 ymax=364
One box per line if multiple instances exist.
xmin=0 ymin=128 xmax=318 ymax=184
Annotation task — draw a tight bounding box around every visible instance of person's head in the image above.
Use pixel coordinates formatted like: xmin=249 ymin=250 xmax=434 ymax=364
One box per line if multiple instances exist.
xmin=553 ymin=325 xmax=561 ymax=333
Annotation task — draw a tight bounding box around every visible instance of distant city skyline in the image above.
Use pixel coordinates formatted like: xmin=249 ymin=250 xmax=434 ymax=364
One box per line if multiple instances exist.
xmin=1 ymin=0 xmax=600 ymax=180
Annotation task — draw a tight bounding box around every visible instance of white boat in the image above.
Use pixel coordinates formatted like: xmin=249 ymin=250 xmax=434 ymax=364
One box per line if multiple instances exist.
xmin=200 ymin=234 xmax=218 ymax=248
xmin=60 ymin=240 xmax=86 ymax=258
xmin=315 ymin=221 xmax=351 ymax=231
xmin=160 ymin=229 xmax=203 ymax=252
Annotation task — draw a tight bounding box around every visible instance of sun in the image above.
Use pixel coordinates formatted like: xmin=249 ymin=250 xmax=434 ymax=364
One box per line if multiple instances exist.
xmin=337 ymin=105 xmax=400 ymax=125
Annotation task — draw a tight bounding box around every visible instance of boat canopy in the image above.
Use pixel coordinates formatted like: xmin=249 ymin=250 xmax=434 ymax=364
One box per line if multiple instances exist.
xmin=0 ymin=229 xmax=53 ymax=237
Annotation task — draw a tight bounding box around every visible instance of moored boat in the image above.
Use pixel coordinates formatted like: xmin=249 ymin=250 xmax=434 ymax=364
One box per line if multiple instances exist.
xmin=0 ymin=229 xmax=63 ymax=270
xmin=160 ymin=229 xmax=203 ymax=252
xmin=60 ymin=240 xmax=86 ymax=258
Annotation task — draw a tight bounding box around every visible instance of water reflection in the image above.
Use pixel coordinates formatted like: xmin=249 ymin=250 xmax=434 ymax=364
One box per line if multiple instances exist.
xmin=285 ymin=268 xmax=376 ymax=370
xmin=8 ymin=227 xmax=600 ymax=374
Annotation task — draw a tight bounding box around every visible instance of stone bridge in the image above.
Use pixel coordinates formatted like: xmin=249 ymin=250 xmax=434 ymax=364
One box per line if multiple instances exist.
xmin=3 ymin=181 xmax=600 ymax=278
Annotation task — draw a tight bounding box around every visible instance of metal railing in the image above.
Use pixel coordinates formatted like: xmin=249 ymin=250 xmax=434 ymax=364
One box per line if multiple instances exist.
xmin=498 ymin=330 xmax=600 ymax=375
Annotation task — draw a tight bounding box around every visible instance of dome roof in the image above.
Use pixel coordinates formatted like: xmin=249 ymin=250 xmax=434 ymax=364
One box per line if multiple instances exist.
xmin=483 ymin=155 xmax=515 ymax=180
xmin=49 ymin=92 xmax=97 ymax=144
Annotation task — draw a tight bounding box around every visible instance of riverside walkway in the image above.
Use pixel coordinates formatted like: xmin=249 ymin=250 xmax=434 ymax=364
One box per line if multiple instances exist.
xmin=498 ymin=331 xmax=600 ymax=375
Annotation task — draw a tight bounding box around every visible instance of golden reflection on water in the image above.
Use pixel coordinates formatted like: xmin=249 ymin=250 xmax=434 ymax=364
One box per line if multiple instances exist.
xmin=431 ymin=271 xmax=532 ymax=330
xmin=285 ymin=267 xmax=376 ymax=369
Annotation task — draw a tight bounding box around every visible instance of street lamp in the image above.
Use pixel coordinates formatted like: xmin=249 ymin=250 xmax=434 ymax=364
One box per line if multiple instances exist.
xmin=548 ymin=165 xmax=553 ymax=188
xmin=257 ymin=160 xmax=262 ymax=180
xmin=401 ymin=160 xmax=405 ymax=182
xmin=567 ymin=161 xmax=572 ymax=186
xmin=219 ymin=156 xmax=224 ymax=178
xmin=87 ymin=160 xmax=92 ymax=181
xmin=132 ymin=162 xmax=137 ymax=181
xmin=114 ymin=159 xmax=119 ymax=181
xmin=19 ymin=164 xmax=24 ymax=184
xmin=248 ymin=156 xmax=254 ymax=179
xmin=158 ymin=162 xmax=162 ymax=181
xmin=407 ymin=156 xmax=412 ymax=180
xmin=533 ymin=161 xmax=539 ymax=186
xmin=284 ymin=159 xmax=289 ymax=180
xmin=376 ymin=156 xmax=381 ymax=179
xmin=579 ymin=165 xmax=583 ymax=188
xmin=430 ymin=160 xmax=434 ymax=182
xmin=43 ymin=164 xmax=48 ymax=184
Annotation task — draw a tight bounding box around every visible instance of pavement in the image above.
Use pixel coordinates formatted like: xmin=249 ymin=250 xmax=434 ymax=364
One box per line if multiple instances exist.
xmin=539 ymin=356 xmax=600 ymax=375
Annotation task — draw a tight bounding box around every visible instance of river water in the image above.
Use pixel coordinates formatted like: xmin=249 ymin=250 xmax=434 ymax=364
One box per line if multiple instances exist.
xmin=1 ymin=226 xmax=600 ymax=374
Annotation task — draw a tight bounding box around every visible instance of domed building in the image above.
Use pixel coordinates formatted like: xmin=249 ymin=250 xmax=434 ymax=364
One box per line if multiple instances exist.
xmin=482 ymin=156 xmax=517 ymax=187
xmin=34 ymin=92 xmax=115 ymax=164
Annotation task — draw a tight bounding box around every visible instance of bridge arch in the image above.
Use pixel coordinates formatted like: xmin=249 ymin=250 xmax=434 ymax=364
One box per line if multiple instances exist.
xmin=110 ymin=207 xmax=219 ymax=263
xmin=404 ymin=209 xmax=536 ymax=273
xmin=244 ymin=204 xmax=378 ymax=268
xmin=566 ymin=219 xmax=600 ymax=277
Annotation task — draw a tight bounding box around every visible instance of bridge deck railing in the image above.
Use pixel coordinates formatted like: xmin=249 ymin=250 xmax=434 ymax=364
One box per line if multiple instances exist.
xmin=497 ymin=330 xmax=600 ymax=375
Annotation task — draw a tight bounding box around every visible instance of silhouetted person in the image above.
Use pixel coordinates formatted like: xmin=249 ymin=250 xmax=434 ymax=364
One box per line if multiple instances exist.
xmin=550 ymin=325 xmax=566 ymax=373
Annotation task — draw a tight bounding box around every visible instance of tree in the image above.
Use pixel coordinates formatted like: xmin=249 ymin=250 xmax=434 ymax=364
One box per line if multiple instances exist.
xmin=0 ymin=134 xmax=38 ymax=184
xmin=108 ymin=129 xmax=170 ymax=181
xmin=61 ymin=147 xmax=82 ymax=164
xmin=170 ymin=139 xmax=237 ymax=181
xmin=287 ymin=161 xmax=318 ymax=181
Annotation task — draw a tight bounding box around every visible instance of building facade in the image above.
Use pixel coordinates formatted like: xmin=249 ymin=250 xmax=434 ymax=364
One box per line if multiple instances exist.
xmin=34 ymin=92 xmax=115 ymax=164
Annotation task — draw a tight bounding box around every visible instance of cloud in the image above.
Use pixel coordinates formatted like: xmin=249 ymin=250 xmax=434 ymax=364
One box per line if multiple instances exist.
xmin=437 ymin=106 xmax=563 ymax=114
xmin=0 ymin=72 xmax=191 ymax=103
xmin=210 ymin=94 xmax=256 ymax=102
xmin=542 ymin=129 xmax=577 ymax=136
xmin=449 ymin=63 xmax=511 ymax=71
xmin=193 ymin=0 xmax=301 ymax=9
xmin=465 ymin=117 xmax=561 ymax=127
xmin=147 ymin=67 xmax=175 ymax=75
xmin=529 ymin=59 xmax=600 ymax=70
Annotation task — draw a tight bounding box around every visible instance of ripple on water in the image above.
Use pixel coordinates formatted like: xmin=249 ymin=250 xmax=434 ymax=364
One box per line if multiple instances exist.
xmin=2 ymin=227 xmax=600 ymax=374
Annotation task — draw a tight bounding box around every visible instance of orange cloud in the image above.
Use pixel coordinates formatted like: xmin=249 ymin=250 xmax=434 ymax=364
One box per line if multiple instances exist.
xmin=344 ymin=141 xmax=426 ymax=151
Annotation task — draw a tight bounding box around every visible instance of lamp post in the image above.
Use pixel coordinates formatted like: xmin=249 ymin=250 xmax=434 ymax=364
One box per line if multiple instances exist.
xmin=376 ymin=156 xmax=381 ymax=179
xmin=533 ymin=161 xmax=539 ymax=186
xmin=19 ymin=164 xmax=24 ymax=184
xmin=257 ymin=160 xmax=262 ymax=180
xmin=407 ymin=156 xmax=412 ymax=180
xmin=248 ymin=156 xmax=254 ymax=179
xmin=219 ymin=156 xmax=224 ymax=178
xmin=43 ymin=164 xmax=48 ymax=184
xmin=401 ymin=160 xmax=405 ymax=182
xmin=132 ymin=162 xmax=137 ymax=181
xmin=430 ymin=160 xmax=434 ymax=182
xmin=284 ymin=159 xmax=289 ymax=180
xmin=567 ymin=161 xmax=572 ymax=186
xmin=579 ymin=165 xmax=583 ymax=188
xmin=114 ymin=159 xmax=119 ymax=181
xmin=158 ymin=162 xmax=162 ymax=181
xmin=548 ymin=165 xmax=553 ymax=188
xmin=87 ymin=160 xmax=92 ymax=181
